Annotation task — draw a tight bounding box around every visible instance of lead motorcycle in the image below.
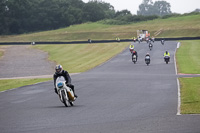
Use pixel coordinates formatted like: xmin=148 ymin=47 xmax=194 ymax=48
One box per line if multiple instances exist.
xmin=56 ymin=76 xmax=76 ymax=107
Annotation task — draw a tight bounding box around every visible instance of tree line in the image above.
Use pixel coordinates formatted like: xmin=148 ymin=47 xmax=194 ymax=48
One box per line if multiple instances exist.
xmin=1 ymin=0 xmax=193 ymax=35
xmin=0 ymin=0 xmax=114 ymax=34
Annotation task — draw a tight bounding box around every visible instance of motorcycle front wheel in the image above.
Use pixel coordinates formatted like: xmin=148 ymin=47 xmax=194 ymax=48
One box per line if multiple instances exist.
xmin=61 ymin=90 xmax=70 ymax=107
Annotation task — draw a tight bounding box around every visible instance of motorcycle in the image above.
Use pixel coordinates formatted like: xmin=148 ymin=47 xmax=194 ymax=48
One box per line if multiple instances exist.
xmin=161 ymin=40 xmax=165 ymax=45
xmin=132 ymin=55 xmax=137 ymax=64
xmin=164 ymin=56 xmax=170 ymax=64
xmin=145 ymin=56 xmax=150 ymax=66
xmin=149 ymin=43 xmax=153 ymax=51
xmin=56 ymin=76 xmax=76 ymax=107
xmin=152 ymin=38 xmax=155 ymax=43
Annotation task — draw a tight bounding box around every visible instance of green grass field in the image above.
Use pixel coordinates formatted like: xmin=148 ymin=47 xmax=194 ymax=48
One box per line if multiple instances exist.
xmin=176 ymin=40 xmax=200 ymax=74
xmin=0 ymin=51 xmax=3 ymax=58
xmin=33 ymin=43 xmax=129 ymax=73
xmin=179 ymin=77 xmax=200 ymax=114
xmin=176 ymin=40 xmax=200 ymax=114
xmin=0 ymin=78 xmax=51 ymax=92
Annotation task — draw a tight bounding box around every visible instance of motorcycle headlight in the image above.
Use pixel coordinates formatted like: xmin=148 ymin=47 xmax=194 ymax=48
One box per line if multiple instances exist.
xmin=57 ymin=82 xmax=64 ymax=88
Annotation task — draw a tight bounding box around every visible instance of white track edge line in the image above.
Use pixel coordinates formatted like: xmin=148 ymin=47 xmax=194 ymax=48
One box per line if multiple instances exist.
xmin=175 ymin=42 xmax=181 ymax=115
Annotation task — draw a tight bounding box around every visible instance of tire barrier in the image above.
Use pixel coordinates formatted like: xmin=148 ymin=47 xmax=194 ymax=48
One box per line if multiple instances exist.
xmin=0 ymin=37 xmax=200 ymax=45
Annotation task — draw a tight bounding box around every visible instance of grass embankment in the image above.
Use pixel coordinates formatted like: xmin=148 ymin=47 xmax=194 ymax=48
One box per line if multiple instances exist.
xmin=33 ymin=43 xmax=129 ymax=73
xmin=176 ymin=40 xmax=200 ymax=74
xmin=0 ymin=42 xmax=129 ymax=92
xmin=0 ymin=78 xmax=51 ymax=92
xmin=0 ymin=14 xmax=199 ymax=42
xmin=0 ymin=51 xmax=3 ymax=58
xmin=176 ymin=40 xmax=200 ymax=114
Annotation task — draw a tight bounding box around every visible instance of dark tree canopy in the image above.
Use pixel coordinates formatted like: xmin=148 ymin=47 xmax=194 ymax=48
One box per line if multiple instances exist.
xmin=0 ymin=0 xmax=116 ymax=35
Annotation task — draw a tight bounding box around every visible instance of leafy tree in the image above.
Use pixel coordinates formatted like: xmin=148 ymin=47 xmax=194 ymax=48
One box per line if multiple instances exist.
xmin=137 ymin=0 xmax=171 ymax=16
xmin=115 ymin=9 xmax=131 ymax=17
xmin=0 ymin=0 xmax=8 ymax=34
xmin=154 ymin=1 xmax=171 ymax=16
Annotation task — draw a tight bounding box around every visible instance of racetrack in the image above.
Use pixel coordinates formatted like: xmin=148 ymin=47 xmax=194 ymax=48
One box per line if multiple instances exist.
xmin=0 ymin=41 xmax=200 ymax=133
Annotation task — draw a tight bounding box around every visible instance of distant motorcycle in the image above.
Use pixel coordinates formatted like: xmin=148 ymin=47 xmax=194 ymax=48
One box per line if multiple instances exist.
xmin=56 ymin=76 xmax=76 ymax=107
xmin=152 ymin=38 xmax=155 ymax=43
xmin=145 ymin=56 xmax=150 ymax=66
xmin=132 ymin=55 xmax=137 ymax=64
xmin=164 ymin=56 xmax=170 ymax=64
xmin=161 ymin=40 xmax=165 ymax=45
xmin=149 ymin=43 xmax=153 ymax=51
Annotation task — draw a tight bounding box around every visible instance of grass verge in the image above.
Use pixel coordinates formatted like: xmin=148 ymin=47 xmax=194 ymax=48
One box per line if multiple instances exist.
xmin=33 ymin=42 xmax=129 ymax=73
xmin=0 ymin=78 xmax=51 ymax=92
xmin=176 ymin=40 xmax=200 ymax=74
xmin=0 ymin=51 xmax=3 ymax=58
xmin=176 ymin=40 xmax=200 ymax=114
xmin=179 ymin=77 xmax=200 ymax=114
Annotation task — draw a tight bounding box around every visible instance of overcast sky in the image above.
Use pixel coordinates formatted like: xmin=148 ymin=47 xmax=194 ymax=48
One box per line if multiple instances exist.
xmin=82 ymin=0 xmax=200 ymax=14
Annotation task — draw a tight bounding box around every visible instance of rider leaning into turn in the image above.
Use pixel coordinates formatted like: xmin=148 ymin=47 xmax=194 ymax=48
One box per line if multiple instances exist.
xmin=53 ymin=65 xmax=78 ymax=98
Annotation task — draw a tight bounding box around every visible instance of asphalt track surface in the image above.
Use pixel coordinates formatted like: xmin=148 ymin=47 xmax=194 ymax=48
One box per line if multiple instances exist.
xmin=0 ymin=41 xmax=200 ymax=133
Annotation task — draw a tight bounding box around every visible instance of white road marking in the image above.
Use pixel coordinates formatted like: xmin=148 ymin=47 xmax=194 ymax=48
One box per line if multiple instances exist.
xmin=177 ymin=78 xmax=181 ymax=115
xmin=175 ymin=42 xmax=181 ymax=115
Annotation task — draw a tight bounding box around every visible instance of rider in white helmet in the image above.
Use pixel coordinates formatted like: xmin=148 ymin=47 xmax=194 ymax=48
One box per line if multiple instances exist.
xmin=53 ymin=64 xmax=77 ymax=98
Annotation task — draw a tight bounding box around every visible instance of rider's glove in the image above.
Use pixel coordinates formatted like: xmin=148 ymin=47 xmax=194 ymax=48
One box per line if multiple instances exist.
xmin=66 ymin=82 xmax=71 ymax=86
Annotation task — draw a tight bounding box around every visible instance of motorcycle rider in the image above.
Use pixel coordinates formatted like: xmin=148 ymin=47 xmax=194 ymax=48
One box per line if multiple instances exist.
xmin=132 ymin=50 xmax=138 ymax=61
xmin=164 ymin=51 xmax=170 ymax=61
xmin=129 ymin=43 xmax=134 ymax=49
xmin=145 ymin=53 xmax=150 ymax=65
xmin=53 ymin=64 xmax=78 ymax=98
xmin=129 ymin=44 xmax=134 ymax=53
xmin=145 ymin=53 xmax=150 ymax=60
xmin=133 ymin=37 xmax=136 ymax=42
xmin=151 ymin=36 xmax=155 ymax=42
xmin=149 ymin=41 xmax=153 ymax=48
xmin=161 ymin=38 xmax=165 ymax=44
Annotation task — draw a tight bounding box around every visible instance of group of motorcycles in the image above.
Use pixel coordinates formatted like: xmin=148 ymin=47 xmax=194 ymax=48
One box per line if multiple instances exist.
xmin=130 ymin=39 xmax=168 ymax=66
xmin=56 ymin=39 xmax=168 ymax=107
